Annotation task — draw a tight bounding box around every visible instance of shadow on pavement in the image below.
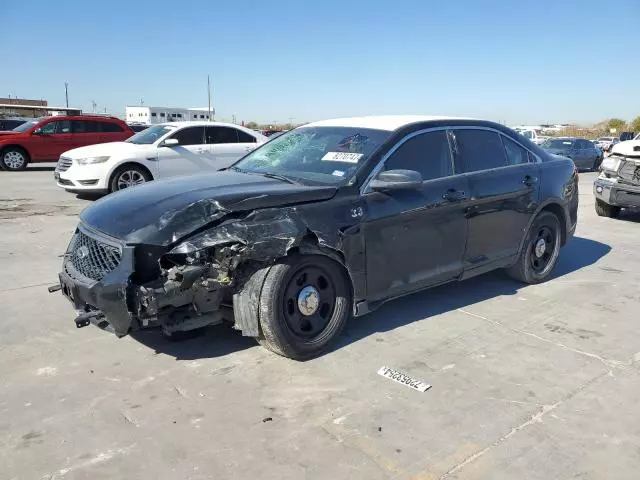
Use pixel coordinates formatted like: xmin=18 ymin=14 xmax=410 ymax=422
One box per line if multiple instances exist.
xmin=337 ymin=236 xmax=610 ymax=351
xmin=75 ymin=192 xmax=104 ymax=201
xmin=132 ymin=236 xmax=610 ymax=360
xmin=23 ymin=165 xmax=55 ymax=172
xmin=131 ymin=322 xmax=256 ymax=360
xmin=616 ymin=209 xmax=640 ymax=224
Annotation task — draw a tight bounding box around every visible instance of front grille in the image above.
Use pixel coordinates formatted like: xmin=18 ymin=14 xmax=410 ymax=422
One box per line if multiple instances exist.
xmin=56 ymin=156 xmax=73 ymax=172
xmin=618 ymin=159 xmax=640 ymax=186
xmin=66 ymin=230 xmax=122 ymax=281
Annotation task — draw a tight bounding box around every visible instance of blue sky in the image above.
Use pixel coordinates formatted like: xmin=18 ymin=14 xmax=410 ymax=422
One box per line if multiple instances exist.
xmin=1 ymin=0 xmax=638 ymax=125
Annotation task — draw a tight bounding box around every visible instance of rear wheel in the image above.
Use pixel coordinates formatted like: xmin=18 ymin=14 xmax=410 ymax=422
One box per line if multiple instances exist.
xmin=257 ymin=254 xmax=352 ymax=360
xmin=109 ymin=164 xmax=151 ymax=193
xmin=0 ymin=147 xmax=29 ymax=171
xmin=595 ymin=199 xmax=620 ymax=218
xmin=507 ymin=211 xmax=561 ymax=284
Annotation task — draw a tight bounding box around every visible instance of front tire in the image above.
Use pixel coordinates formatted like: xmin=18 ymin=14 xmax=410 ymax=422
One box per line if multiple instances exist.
xmin=257 ymin=254 xmax=352 ymax=360
xmin=595 ymin=199 xmax=620 ymax=218
xmin=0 ymin=147 xmax=29 ymax=171
xmin=507 ymin=211 xmax=561 ymax=284
xmin=108 ymin=164 xmax=151 ymax=193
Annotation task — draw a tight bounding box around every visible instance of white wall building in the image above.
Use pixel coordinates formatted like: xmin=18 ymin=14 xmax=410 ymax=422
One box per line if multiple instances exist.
xmin=125 ymin=106 xmax=214 ymax=125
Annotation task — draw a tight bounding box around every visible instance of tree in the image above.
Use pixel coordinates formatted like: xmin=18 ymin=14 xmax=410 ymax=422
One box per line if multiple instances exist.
xmin=607 ymin=118 xmax=628 ymax=133
xmin=246 ymin=121 xmax=259 ymax=130
xmin=630 ymin=116 xmax=640 ymax=134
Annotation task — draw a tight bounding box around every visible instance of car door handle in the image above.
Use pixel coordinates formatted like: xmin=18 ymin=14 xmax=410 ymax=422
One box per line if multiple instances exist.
xmin=523 ymin=175 xmax=538 ymax=187
xmin=442 ymin=189 xmax=467 ymax=201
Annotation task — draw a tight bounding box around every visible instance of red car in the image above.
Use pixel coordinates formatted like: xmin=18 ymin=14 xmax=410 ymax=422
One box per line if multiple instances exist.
xmin=0 ymin=115 xmax=134 ymax=171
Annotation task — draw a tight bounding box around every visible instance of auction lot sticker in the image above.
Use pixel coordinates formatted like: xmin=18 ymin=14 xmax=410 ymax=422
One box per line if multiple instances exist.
xmin=321 ymin=152 xmax=363 ymax=163
xmin=377 ymin=366 xmax=431 ymax=392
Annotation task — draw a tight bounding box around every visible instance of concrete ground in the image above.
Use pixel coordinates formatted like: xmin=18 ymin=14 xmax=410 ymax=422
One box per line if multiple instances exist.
xmin=1 ymin=165 xmax=639 ymax=480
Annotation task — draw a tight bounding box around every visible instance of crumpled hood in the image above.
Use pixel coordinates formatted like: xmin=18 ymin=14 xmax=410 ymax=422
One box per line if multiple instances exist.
xmin=80 ymin=171 xmax=338 ymax=245
xmin=63 ymin=141 xmax=146 ymax=158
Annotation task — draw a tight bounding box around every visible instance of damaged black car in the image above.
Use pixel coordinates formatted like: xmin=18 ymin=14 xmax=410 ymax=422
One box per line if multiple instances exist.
xmin=52 ymin=116 xmax=579 ymax=359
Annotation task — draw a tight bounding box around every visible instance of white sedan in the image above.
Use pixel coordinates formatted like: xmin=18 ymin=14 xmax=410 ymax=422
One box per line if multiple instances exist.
xmin=55 ymin=121 xmax=267 ymax=193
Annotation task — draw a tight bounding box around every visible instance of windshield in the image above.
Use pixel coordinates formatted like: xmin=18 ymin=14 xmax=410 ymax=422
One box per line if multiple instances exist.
xmin=232 ymin=126 xmax=391 ymax=185
xmin=520 ymin=130 xmax=534 ymax=139
xmin=126 ymin=125 xmax=175 ymax=144
xmin=12 ymin=118 xmax=43 ymax=132
xmin=543 ymin=139 xmax=575 ymax=149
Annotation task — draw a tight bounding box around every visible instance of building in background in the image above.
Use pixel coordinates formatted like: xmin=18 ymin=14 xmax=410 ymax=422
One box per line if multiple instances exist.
xmin=125 ymin=106 xmax=215 ymax=125
xmin=0 ymin=97 xmax=82 ymax=118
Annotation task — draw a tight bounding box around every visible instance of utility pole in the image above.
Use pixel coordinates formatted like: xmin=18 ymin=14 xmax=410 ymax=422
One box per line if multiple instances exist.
xmin=207 ymin=75 xmax=212 ymax=121
xmin=92 ymin=100 xmax=97 ymax=113
xmin=65 ymin=82 xmax=69 ymax=108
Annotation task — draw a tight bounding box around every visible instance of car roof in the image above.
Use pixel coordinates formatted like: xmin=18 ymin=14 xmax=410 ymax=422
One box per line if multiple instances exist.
xmin=156 ymin=121 xmax=247 ymax=128
xmin=301 ymin=115 xmax=473 ymax=132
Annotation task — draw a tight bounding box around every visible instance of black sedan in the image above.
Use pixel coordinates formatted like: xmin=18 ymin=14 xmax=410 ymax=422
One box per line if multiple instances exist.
xmin=52 ymin=116 xmax=579 ymax=359
xmin=541 ymin=137 xmax=602 ymax=171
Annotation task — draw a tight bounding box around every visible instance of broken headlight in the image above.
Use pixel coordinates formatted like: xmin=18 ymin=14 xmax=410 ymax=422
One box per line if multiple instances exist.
xmin=601 ymin=156 xmax=621 ymax=173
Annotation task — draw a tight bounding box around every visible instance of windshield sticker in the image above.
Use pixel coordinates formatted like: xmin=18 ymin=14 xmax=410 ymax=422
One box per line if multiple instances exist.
xmin=332 ymin=170 xmax=345 ymax=177
xmin=322 ymin=152 xmax=363 ymax=163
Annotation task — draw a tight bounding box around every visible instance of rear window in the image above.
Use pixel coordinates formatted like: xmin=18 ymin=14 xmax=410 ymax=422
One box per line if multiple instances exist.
xmin=453 ymin=129 xmax=508 ymax=172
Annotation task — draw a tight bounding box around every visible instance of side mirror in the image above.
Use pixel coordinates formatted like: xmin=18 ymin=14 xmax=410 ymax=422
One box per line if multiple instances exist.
xmin=162 ymin=138 xmax=179 ymax=147
xmin=369 ymin=169 xmax=423 ymax=192
xmin=32 ymin=129 xmax=44 ymax=135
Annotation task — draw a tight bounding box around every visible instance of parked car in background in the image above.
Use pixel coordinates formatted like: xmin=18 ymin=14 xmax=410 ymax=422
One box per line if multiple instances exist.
xmin=514 ymin=128 xmax=545 ymax=144
xmin=594 ymin=140 xmax=640 ymax=218
xmin=55 ymin=121 xmax=267 ymax=193
xmin=0 ymin=118 xmax=27 ymax=131
xmin=0 ymin=116 xmax=134 ymax=171
xmin=541 ymin=137 xmax=602 ymax=170
xmin=596 ymin=136 xmax=620 ymax=152
xmin=52 ymin=115 xmax=578 ymax=359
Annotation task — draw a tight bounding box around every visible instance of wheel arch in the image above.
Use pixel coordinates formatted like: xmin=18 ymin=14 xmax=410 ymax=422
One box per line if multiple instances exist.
xmin=0 ymin=143 xmax=32 ymax=161
xmin=107 ymin=161 xmax=154 ymax=186
xmin=516 ymin=200 xmax=568 ymax=260
xmin=232 ymin=233 xmax=354 ymax=339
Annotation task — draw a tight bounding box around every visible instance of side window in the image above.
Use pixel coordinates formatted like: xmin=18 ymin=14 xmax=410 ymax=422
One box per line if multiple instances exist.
xmin=39 ymin=120 xmax=71 ymax=134
xmin=100 ymin=122 xmax=124 ymax=132
xmin=383 ymin=130 xmax=453 ymax=181
xmin=172 ymin=126 xmax=205 ymax=145
xmin=236 ymin=129 xmax=257 ymax=143
xmin=453 ymin=129 xmax=508 ymax=172
xmin=501 ymin=135 xmax=530 ymax=166
xmin=205 ymin=126 xmax=240 ymax=144
xmin=72 ymin=120 xmax=98 ymax=134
